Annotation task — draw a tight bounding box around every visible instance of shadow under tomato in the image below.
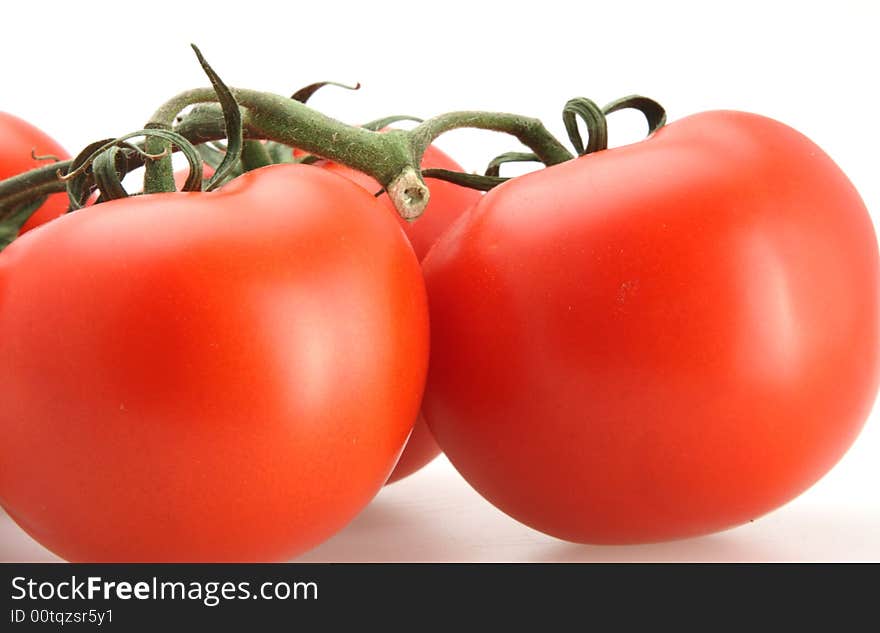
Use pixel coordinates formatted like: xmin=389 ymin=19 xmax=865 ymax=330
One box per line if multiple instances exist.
xmin=524 ymin=530 xmax=773 ymax=563
xmin=294 ymin=493 xmax=454 ymax=563
xmin=0 ymin=509 xmax=62 ymax=562
xmin=523 ymin=500 xmax=880 ymax=563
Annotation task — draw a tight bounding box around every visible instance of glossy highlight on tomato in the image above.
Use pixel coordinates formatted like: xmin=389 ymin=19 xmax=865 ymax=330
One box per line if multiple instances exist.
xmin=0 ymin=112 xmax=70 ymax=234
xmin=0 ymin=164 xmax=430 ymax=561
xmin=318 ymin=144 xmax=481 ymax=483
xmin=422 ymin=110 xmax=880 ymax=543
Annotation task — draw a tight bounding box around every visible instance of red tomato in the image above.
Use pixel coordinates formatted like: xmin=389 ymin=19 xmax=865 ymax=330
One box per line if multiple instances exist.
xmin=0 ymin=112 xmax=70 ymax=234
xmin=0 ymin=164 xmax=429 ymax=561
xmin=422 ymin=111 xmax=880 ymax=543
xmin=173 ymin=163 xmax=215 ymax=190
xmin=318 ymin=144 xmax=481 ymax=483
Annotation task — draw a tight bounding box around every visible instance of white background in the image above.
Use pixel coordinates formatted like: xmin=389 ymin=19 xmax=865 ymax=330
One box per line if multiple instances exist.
xmin=1 ymin=0 xmax=878 ymax=561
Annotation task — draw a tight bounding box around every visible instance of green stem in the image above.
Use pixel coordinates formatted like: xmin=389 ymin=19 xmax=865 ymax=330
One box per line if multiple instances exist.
xmin=2 ymin=88 xmax=575 ymax=222
xmin=0 ymin=197 xmax=46 ymax=250
xmin=409 ymin=112 xmax=573 ymax=167
xmin=143 ymin=124 xmax=175 ymax=194
xmin=0 ymin=168 xmax=69 ymax=219
xmin=150 ymin=88 xmax=576 ymax=219
xmin=147 ymin=87 xmax=429 ymax=219
xmin=148 ymin=88 xmax=399 ymax=177
xmin=240 ymin=140 xmax=272 ymax=171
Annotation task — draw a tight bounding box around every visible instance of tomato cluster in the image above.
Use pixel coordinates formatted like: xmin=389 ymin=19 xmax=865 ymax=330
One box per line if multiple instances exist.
xmin=0 ymin=99 xmax=876 ymax=561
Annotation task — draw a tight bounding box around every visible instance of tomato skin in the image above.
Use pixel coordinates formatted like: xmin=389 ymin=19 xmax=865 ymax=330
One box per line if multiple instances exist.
xmin=422 ymin=110 xmax=880 ymax=543
xmin=319 ymin=144 xmax=481 ymax=483
xmin=0 ymin=164 xmax=429 ymax=561
xmin=172 ymin=164 xmax=215 ymax=190
xmin=321 ymin=145 xmax=482 ymax=260
xmin=0 ymin=112 xmax=70 ymax=234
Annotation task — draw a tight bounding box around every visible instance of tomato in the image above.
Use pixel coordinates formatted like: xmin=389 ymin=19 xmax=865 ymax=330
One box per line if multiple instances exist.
xmin=0 ymin=112 xmax=70 ymax=234
xmin=318 ymin=144 xmax=481 ymax=483
xmin=0 ymin=164 xmax=429 ymax=561
xmin=421 ymin=110 xmax=880 ymax=543
xmin=169 ymin=164 xmax=214 ymax=192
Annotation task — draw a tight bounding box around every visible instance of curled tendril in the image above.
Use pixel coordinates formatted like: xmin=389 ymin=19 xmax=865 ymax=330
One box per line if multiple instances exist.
xmin=423 ymin=150 xmax=545 ymax=191
xmin=562 ymin=98 xmax=609 ymax=156
xmin=602 ymin=95 xmax=666 ymax=135
xmin=421 ymin=168 xmax=508 ymax=192
xmin=30 ymin=150 xmax=61 ymax=162
xmin=424 ymin=94 xmax=668 ymax=193
xmin=62 ymin=138 xmax=117 ymax=209
xmin=485 ymin=152 xmax=541 ymax=178
xmin=61 ymin=129 xmax=204 ymax=209
xmin=562 ymin=94 xmax=667 ymax=157
xmin=128 ymin=143 xmax=170 ymax=161
xmin=291 ymin=81 xmax=360 ymax=104
xmin=92 ymin=146 xmax=131 ymax=202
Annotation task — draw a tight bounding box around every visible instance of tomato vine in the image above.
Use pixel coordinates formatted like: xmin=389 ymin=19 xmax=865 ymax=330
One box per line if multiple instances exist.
xmin=0 ymin=44 xmax=667 ymax=248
